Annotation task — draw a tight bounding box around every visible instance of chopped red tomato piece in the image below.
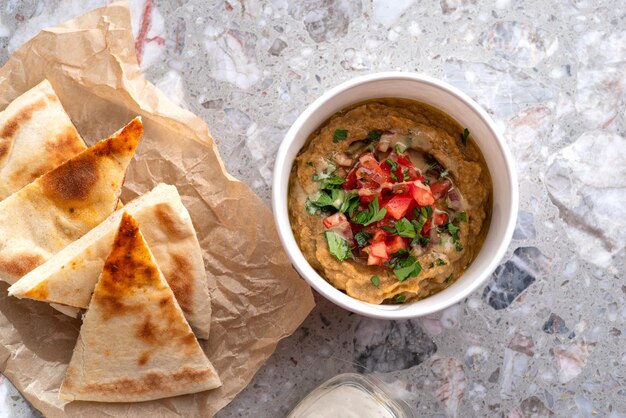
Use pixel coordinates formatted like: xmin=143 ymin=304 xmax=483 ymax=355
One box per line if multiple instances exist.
xmin=369 ymin=241 xmax=388 ymax=258
xmin=421 ymin=220 xmax=433 ymax=236
xmin=358 ymin=188 xmax=379 ymax=204
xmin=386 ymin=235 xmax=408 ymax=254
xmin=367 ymin=253 xmax=385 ymax=266
xmin=434 ymin=212 xmax=449 ymax=226
xmin=372 ymin=230 xmax=387 ymax=243
xmin=342 ymin=167 xmax=358 ymax=190
xmin=384 ymin=195 xmax=413 ymax=220
xmin=429 ymin=179 xmax=452 ymax=199
xmin=411 ymin=184 xmax=435 ymax=206
xmin=357 ymin=153 xmax=391 ymax=186
xmin=323 ymin=213 xmax=348 ymax=229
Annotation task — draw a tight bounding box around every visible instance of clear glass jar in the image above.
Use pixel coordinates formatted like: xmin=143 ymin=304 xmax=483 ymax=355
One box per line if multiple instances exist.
xmin=287 ymin=373 xmax=415 ymax=418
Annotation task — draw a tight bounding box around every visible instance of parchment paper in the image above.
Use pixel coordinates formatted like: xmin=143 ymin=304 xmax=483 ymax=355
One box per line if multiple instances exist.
xmin=0 ymin=2 xmax=315 ymax=417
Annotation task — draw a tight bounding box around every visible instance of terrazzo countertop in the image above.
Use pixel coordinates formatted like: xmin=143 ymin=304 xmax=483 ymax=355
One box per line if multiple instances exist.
xmin=1 ymin=0 xmax=625 ymax=417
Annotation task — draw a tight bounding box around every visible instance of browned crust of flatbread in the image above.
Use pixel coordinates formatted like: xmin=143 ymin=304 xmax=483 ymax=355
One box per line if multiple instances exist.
xmin=63 ymin=367 xmax=215 ymax=397
xmin=40 ymin=117 xmax=142 ymax=207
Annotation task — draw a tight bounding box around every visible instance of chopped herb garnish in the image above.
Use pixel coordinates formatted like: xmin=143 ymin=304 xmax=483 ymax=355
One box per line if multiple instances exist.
xmin=410 ymin=206 xmax=432 ymax=247
xmin=324 ymin=231 xmax=351 ymax=261
xmin=312 ymin=173 xmax=345 ymax=189
xmin=371 ymin=275 xmax=380 ymax=287
xmin=402 ymin=168 xmax=410 ymax=181
xmin=352 ymin=197 xmax=387 ymax=226
xmin=333 ymin=129 xmax=348 ymax=143
xmin=460 ymin=128 xmax=470 ymax=146
xmin=305 ymin=197 xmax=321 ymax=215
xmin=394 ymin=294 xmax=406 ymax=303
xmin=445 ymin=275 xmax=453 ymax=283
xmin=436 ymin=258 xmax=446 ymax=266
xmin=381 ymin=225 xmax=396 ymax=233
xmin=393 ymin=256 xmax=422 ymax=282
xmin=390 ymin=172 xmax=399 ymax=182
xmin=457 ymin=211 xmax=467 ymax=222
xmin=385 ymin=159 xmax=398 ymax=172
xmin=305 ymin=161 xmax=314 ymax=166
xmin=395 ymin=218 xmax=416 ymax=238
xmin=424 ymin=179 xmax=430 ymax=185
xmin=368 ymin=130 xmax=383 ymax=141
xmin=445 ymin=223 xmax=464 ymax=252
xmin=354 ymin=231 xmax=373 ymax=247
xmin=308 ymin=189 xmax=358 ymax=215
xmin=395 ymin=143 xmax=407 ymax=154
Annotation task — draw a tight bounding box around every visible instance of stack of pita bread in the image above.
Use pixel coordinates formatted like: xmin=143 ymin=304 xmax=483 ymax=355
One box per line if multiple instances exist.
xmin=1 ymin=81 xmax=221 ymax=402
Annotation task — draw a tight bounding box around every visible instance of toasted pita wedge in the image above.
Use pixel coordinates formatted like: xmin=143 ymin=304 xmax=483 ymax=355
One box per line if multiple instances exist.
xmin=59 ymin=213 xmax=221 ymax=402
xmin=0 ymin=80 xmax=86 ymax=199
xmin=10 ymin=183 xmax=213 ymax=339
xmin=0 ymin=117 xmax=142 ymax=285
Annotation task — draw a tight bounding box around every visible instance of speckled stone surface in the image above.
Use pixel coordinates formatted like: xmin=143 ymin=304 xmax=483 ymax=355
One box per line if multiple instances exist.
xmin=1 ymin=1 xmax=625 ymax=417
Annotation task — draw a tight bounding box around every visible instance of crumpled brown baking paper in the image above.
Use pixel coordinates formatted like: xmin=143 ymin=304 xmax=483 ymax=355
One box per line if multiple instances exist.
xmin=0 ymin=2 xmax=314 ymax=417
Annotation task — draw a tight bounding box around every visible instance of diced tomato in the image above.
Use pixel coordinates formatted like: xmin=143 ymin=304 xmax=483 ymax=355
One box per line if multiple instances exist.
xmin=434 ymin=212 xmax=449 ymax=226
xmin=384 ymin=195 xmax=413 ymax=220
xmin=358 ymin=188 xmax=379 ymax=204
xmin=411 ymin=184 xmax=435 ymax=206
xmin=323 ymin=213 xmax=348 ymax=229
xmin=386 ymin=235 xmax=408 ymax=254
xmin=357 ymin=153 xmax=391 ymax=186
xmin=429 ymin=179 xmax=452 ymax=199
xmin=421 ymin=221 xmax=433 ymax=236
xmin=369 ymin=241 xmax=388 ymax=258
xmin=367 ymin=253 xmax=385 ymax=266
xmin=342 ymin=167 xmax=358 ymax=190
xmin=372 ymin=230 xmax=387 ymax=243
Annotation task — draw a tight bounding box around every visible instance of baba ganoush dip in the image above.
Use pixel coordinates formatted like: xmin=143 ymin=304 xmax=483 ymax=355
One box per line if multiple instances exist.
xmin=288 ymin=99 xmax=492 ymax=304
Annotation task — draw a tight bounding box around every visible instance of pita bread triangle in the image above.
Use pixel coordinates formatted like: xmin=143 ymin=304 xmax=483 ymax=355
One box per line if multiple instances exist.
xmin=59 ymin=212 xmax=221 ymax=402
xmin=0 ymin=117 xmax=142 ymax=285
xmin=0 ymin=80 xmax=87 ymax=200
xmin=9 ymin=183 xmax=213 ymax=339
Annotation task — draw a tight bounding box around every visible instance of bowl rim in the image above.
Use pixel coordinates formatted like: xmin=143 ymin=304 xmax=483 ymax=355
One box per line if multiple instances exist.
xmin=272 ymin=71 xmax=518 ymax=319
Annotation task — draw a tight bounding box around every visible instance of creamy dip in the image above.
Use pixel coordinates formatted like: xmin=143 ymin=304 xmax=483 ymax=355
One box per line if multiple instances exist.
xmin=288 ymin=385 xmax=397 ymax=418
xmin=288 ymin=99 xmax=492 ymax=304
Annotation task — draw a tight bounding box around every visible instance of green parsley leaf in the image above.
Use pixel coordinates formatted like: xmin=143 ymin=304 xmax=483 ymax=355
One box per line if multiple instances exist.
xmin=381 ymin=225 xmax=396 ymax=233
xmin=460 ymin=128 xmax=470 ymax=146
xmin=352 ymin=197 xmax=387 ymax=226
xmin=445 ymin=274 xmax=454 ymax=283
xmin=324 ymin=231 xmax=351 ymax=261
xmin=371 ymin=275 xmax=380 ymax=287
xmin=457 ymin=211 xmax=467 ymax=222
xmin=402 ymin=168 xmax=410 ymax=181
xmin=436 ymin=258 xmax=446 ymax=266
xmin=333 ymin=129 xmax=348 ymax=143
xmin=305 ymin=161 xmax=314 ymax=166
xmin=394 ymin=294 xmax=406 ymax=303
xmin=390 ymin=172 xmax=399 ymax=182
xmin=354 ymin=231 xmax=372 ymax=247
xmin=368 ymin=130 xmax=382 ymax=141
xmin=305 ymin=197 xmax=320 ymax=215
xmin=447 ymin=223 xmax=459 ymax=236
xmin=422 ymin=205 xmax=433 ymax=218
xmin=395 ymin=218 xmax=416 ymax=238
xmin=455 ymin=241 xmax=464 ymax=252
xmin=393 ymin=256 xmax=422 ymax=282
xmin=313 ymin=174 xmax=345 ymax=189
xmin=395 ymin=143 xmax=407 ymax=154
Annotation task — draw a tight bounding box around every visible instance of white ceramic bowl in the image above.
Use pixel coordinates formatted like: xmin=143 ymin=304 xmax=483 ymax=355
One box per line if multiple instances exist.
xmin=272 ymin=72 xmax=518 ymax=319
